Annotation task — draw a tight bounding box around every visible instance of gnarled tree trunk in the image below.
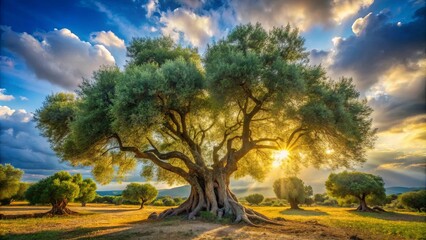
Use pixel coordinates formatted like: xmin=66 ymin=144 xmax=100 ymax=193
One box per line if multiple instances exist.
xmin=81 ymin=201 xmax=86 ymax=207
xmin=157 ymin=167 xmax=279 ymax=226
xmin=356 ymin=195 xmax=373 ymax=212
xmin=140 ymin=200 xmax=146 ymax=209
xmin=46 ymin=199 xmax=76 ymax=215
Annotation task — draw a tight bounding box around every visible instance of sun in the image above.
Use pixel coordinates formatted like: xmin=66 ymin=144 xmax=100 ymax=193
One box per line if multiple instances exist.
xmin=271 ymin=149 xmax=290 ymax=168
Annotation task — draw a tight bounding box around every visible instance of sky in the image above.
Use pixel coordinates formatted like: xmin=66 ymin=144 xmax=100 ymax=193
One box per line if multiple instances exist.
xmin=0 ymin=0 xmax=425 ymax=194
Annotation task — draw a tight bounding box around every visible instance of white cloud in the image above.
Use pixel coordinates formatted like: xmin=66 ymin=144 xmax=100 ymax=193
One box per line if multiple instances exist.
xmin=19 ymin=96 xmax=29 ymax=101
xmin=333 ymin=0 xmax=374 ymax=23
xmin=352 ymin=12 xmax=372 ymax=36
xmin=1 ymin=26 xmax=115 ymax=90
xmin=0 ymin=89 xmax=14 ymax=101
xmin=144 ymin=0 xmax=159 ymax=18
xmin=0 ymin=105 xmax=32 ymax=122
xmin=160 ymin=8 xmax=218 ymax=47
xmin=90 ymin=30 xmax=125 ymax=48
xmin=230 ymin=0 xmax=374 ymax=31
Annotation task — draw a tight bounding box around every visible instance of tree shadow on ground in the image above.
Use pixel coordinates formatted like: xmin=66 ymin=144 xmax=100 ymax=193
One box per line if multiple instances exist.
xmin=2 ymin=226 xmax=126 ymax=240
xmin=348 ymin=210 xmax=426 ymax=222
xmin=280 ymin=208 xmax=329 ymax=216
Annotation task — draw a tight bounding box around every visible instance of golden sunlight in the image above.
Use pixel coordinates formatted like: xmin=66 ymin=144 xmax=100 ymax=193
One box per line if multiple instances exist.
xmin=272 ymin=150 xmax=290 ymax=168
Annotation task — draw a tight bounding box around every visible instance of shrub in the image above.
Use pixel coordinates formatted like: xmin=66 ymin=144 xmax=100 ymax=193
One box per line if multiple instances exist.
xmin=245 ymin=193 xmax=264 ymax=205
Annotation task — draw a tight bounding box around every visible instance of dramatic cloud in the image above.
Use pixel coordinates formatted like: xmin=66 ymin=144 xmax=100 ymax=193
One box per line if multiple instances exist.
xmin=0 ymin=105 xmax=91 ymax=182
xmin=230 ymin=0 xmax=373 ymax=31
xmin=1 ymin=27 xmax=115 ymax=90
xmin=160 ymin=8 xmax=218 ymax=47
xmin=312 ymin=7 xmax=426 ymax=131
xmin=0 ymin=88 xmax=14 ymax=101
xmin=330 ymin=9 xmax=425 ymax=91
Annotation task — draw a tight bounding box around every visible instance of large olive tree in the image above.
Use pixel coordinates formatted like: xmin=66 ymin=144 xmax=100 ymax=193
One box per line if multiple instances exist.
xmin=35 ymin=23 xmax=375 ymax=224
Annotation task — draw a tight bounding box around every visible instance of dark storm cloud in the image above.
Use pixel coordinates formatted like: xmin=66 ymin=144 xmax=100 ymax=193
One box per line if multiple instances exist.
xmin=331 ymin=7 xmax=426 ymax=91
xmin=0 ymin=107 xmax=90 ymax=182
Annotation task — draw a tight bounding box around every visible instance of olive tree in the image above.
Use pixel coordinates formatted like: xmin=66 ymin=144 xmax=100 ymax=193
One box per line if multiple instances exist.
xmin=122 ymin=183 xmax=158 ymax=209
xmin=0 ymin=164 xmax=24 ymax=205
xmin=245 ymin=193 xmax=264 ymax=205
xmin=25 ymin=171 xmax=80 ymax=215
xmin=35 ymin=23 xmax=376 ymax=224
xmin=325 ymin=171 xmax=385 ymax=211
xmin=399 ymin=190 xmax=426 ymax=212
xmin=273 ymin=177 xmax=306 ymax=209
xmin=76 ymin=177 xmax=97 ymax=207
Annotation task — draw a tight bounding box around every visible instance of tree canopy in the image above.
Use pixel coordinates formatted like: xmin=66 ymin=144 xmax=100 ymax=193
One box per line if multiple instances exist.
xmin=35 ymin=23 xmax=376 ymax=224
xmin=25 ymin=171 xmax=80 ymax=215
xmin=273 ymin=176 xmax=306 ymax=209
xmin=122 ymin=183 xmax=158 ymax=209
xmin=325 ymin=171 xmax=385 ymax=211
xmin=76 ymin=177 xmax=97 ymax=206
xmin=0 ymin=164 xmax=24 ymax=203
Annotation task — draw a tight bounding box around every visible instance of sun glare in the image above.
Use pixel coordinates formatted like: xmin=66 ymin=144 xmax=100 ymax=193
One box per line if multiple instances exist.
xmin=272 ymin=150 xmax=290 ymax=168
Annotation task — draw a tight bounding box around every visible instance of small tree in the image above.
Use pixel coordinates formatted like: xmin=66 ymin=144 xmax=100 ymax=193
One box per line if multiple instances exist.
xmin=76 ymin=178 xmax=97 ymax=207
xmin=325 ymin=171 xmax=385 ymax=211
xmin=399 ymin=190 xmax=426 ymax=212
xmin=0 ymin=164 xmax=24 ymax=205
xmin=122 ymin=183 xmax=158 ymax=209
xmin=25 ymin=171 xmax=80 ymax=215
xmin=245 ymin=193 xmax=264 ymax=205
xmin=304 ymin=185 xmax=314 ymax=206
xmin=273 ymin=177 xmax=306 ymax=209
xmin=314 ymin=193 xmax=326 ymax=203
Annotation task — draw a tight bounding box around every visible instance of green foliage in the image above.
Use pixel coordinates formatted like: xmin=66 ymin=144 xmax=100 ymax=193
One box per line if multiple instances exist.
xmin=245 ymin=193 xmax=264 ymax=205
xmin=304 ymin=197 xmax=314 ymax=206
xmin=35 ymin=23 xmax=376 ymax=186
xmin=273 ymin=177 xmax=306 ymax=206
xmin=304 ymin=185 xmax=313 ymax=198
xmin=113 ymin=196 xmax=123 ymax=205
xmin=399 ymin=190 xmax=426 ymax=211
xmin=92 ymin=195 xmax=116 ymax=204
xmin=25 ymin=171 xmax=80 ymax=205
xmin=122 ymin=183 xmax=158 ymax=205
xmin=0 ymin=164 xmax=24 ymax=201
xmin=76 ymin=177 xmax=97 ymax=204
xmin=325 ymin=171 xmax=386 ymax=203
xmin=162 ymin=197 xmax=176 ymax=206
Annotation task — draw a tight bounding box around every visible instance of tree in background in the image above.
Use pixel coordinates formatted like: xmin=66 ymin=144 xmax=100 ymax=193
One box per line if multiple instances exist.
xmin=273 ymin=177 xmax=306 ymax=209
xmin=304 ymin=185 xmax=314 ymax=206
xmin=0 ymin=164 xmax=24 ymax=205
xmin=399 ymin=190 xmax=426 ymax=212
xmin=35 ymin=23 xmax=376 ymax=224
xmin=76 ymin=177 xmax=97 ymax=207
xmin=325 ymin=171 xmax=385 ymax=211
xmin=245 ymin=193 xmax=264 ymax=205
xmin=122 ymin=183 xmax=158 ymax=209
xmin=25 ymin=171 xmax=80 ymax=215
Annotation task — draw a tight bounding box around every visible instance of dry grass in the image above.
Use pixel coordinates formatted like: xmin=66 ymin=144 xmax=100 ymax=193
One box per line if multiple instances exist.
xmin=1 ymin=202 xmax=425 ymax=240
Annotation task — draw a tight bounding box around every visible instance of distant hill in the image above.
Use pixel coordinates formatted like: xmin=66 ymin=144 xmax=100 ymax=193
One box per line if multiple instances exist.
xmin=96 ymin=190 xmax=123 ymax=196
xmin=385 ymin=187 xmax=425 ymax=195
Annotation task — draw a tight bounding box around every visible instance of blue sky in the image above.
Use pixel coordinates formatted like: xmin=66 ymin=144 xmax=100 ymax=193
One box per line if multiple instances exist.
xmin=1 ymin=0 xmax=425 ymax=193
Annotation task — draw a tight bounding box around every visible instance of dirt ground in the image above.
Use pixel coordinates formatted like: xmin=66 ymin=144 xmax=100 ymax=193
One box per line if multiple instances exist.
xmin=0 ymin=203 xmax=401 ymax=240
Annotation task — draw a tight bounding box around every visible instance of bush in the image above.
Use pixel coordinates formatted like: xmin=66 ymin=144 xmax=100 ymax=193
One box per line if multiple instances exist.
xmin=113 ymin=196 xmax=123 ymax=205
xmin=245 ymin=193 xmax=264 ymax=205
xmin=152 ymin=199 xmax=164 ymax=206
xmin=162 ymin=197 xmax=176 ymax=206
xmin=399 ymin=190 xmax=426 ymax=212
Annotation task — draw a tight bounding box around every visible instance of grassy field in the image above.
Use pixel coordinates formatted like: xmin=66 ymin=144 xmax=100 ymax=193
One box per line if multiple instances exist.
xmin=0 ymin=202 xmax=425 ymax=239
